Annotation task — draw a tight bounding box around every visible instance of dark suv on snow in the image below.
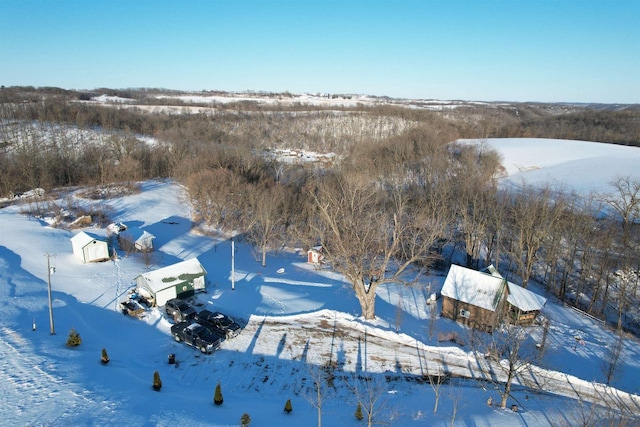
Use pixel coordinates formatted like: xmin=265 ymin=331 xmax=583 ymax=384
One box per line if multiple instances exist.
xmin=165 ymin=298 xmax=196 ymax=322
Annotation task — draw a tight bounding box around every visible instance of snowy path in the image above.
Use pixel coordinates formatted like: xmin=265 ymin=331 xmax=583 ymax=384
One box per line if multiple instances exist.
xmin=211 ymin=312 xmax=640 ymax=416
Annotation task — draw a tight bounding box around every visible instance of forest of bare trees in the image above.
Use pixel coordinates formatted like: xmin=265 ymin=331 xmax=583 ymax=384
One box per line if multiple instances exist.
xmin=1 ymin=86 xmax=639 ymax=333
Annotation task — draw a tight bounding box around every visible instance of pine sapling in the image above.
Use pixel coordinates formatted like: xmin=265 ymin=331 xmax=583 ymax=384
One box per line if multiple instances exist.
xmin=213 ymin=382 xmax=223 ymax=405
xmin=284 ymin=399 xmax=292 ymax=413
xmin=101 ymin=348 xmax=110 ymax=365
xmin=66 ymin=328 xmax=82 ymax=347
xmin=240 ymin=412 xmax=251 ymax=426
xmin=152 ymin=371 xmax=162 ymax=391
xmin=355 ymin=402 xmax=364 ymax=420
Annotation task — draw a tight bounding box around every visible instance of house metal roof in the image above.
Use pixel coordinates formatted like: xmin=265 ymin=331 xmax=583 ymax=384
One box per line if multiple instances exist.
xmin=483 ymin=264 xmax=547 ymax=312
xmin=507 ymin=282 xmax=547 ymax=312
xmin=137 ymin=258 xmax=206 ymax=293
xmin=441 ymin=264 xmax=505 ymax=312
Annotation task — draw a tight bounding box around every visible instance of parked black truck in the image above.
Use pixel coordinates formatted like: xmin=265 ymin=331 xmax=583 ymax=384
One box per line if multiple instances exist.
xmin=170 ymin=320 xmax=222 ymax=354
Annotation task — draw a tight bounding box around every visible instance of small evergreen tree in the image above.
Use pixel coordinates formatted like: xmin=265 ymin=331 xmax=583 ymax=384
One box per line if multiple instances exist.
xmin=213 ymin=382 xmax=223 ymax=405
xmin=284 ymin=399 xmax=292 ymax=413
xmin=240 ymin=412 xmax=251 ymax=426
xmin=153 ymin=371 xmax=162 ymax=391
xmin=101 ymin=348 xmax=110 ymax=364
xmin=66 ymin=328 xmax=82 ymax=347
xmin=355 ymin=402 xmax=363 ymax=420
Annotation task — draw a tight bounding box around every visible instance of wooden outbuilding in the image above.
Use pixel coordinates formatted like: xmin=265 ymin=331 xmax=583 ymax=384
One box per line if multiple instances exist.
xmin=441 ymin=264 xmax=546 ymax=331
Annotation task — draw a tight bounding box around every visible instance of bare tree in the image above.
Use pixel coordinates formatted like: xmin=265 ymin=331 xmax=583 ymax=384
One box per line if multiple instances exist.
xmin=452 ymin=143 xmax=502 ymax=269
xmin=447 ymin=379 xmax=465 ymax=427
xmin=303 ymin=362 xmax=334 ymax=427
xmin=308 ymin=173 xmax=447 ymax=319
xmin=604 ymin=176 xmax=640 ymax=248
xmin=245 ymin=182 xmax=286 ymax=267
xmin=186 ymin=168 xmax=245 ymax=229
xmin=602 ymin=331 xmax=625 ymax=385
xmin=425 ymin=362 xmax=447 ymax=413
xmin=490 ymin=321 xmax=542 ymax=409
xmin=347 ymin=374 xmax=394 ymax=427
xmin=503 ymin=185 xmax=565 ymax=288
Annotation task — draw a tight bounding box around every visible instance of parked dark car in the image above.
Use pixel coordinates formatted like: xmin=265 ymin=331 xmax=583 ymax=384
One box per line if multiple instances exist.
xmin=170 ymin=320 xmax=222 ymax=354
xmin=195 ymin=309 xmax=241 ymax=339
xmin=165 ymin=298 xmax=196 ymax=322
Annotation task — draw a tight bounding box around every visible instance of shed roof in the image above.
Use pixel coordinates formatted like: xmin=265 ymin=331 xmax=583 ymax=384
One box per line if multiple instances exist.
xmin=70 ymin=231 xmax=106 ymax=248
xmin=137 ymin=258 xmax=206 ymax=293
xmin=507 ymin=282 xmax=547 ymax=312
xmin=441 ymin=264 xmax=505 ymax=312
xmin=122 ymin=227 xmax=155 ymax=243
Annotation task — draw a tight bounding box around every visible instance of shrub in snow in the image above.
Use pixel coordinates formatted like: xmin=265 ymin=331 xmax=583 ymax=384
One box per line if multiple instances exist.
xmin=284 ymin=399 xmax=292 ymax=413
xmin=152 ymin=371 xmax=162 ymax=391
xmin=101 ymin=348 xmax=110 ymax=365
xmin=66 ymin=328 xmax=81 ymax=347
xmin=355 ymin=402 xmax=363 ymax=420
xmin=240 ymin=412 xmax=251 ymax=426
xmin=213 ymin=382 xmax=223 ymax=405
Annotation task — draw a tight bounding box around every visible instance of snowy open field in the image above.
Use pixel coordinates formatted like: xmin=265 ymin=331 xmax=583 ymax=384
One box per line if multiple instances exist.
xmin=1 ymin=138 xmax=639 ymax=426
xmin=461 ymin=138 xmax=640 ymax=195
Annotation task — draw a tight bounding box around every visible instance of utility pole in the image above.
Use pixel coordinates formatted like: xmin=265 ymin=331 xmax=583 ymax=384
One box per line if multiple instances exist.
xmin=231 ymin=237 xmax=235 ymax=290
xmin=45 ymin=253 xmax=56 ymax=335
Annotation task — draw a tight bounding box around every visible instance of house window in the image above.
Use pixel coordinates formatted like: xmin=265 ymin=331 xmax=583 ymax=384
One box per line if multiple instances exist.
xmin=459 ymin=309 xmax=470 ymax=319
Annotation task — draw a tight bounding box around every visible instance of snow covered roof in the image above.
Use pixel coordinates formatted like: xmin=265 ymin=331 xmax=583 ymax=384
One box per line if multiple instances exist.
xmin=507 ymin=282 xmax=547 ymax=312
xmin=122 ymin=227 xmax=155 ymax=243
xmin=137 ymin=258 xmax=206 ymax=293
xmin=483 ymin=264 xmax=546 ymax=312
xmin=70 ymin=231 xmax=106 ymax=247
xmin=441 ymin=264 xmax=505 ymax=312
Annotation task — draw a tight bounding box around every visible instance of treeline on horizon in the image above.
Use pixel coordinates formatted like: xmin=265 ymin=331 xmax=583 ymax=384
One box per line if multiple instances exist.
xmin=1 ymin=85 xmax=639 ymax=147
xmin=1 ymin=85 xmax=639 ymax=336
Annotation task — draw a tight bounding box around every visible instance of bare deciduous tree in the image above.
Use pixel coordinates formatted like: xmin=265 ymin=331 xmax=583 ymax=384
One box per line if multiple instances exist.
xmin=245 ymin=182 xmax=286 ymax=267
xmin=604 ymin=176 xmax=640 ymax=248
xmin=490 ymin=321 xmax=542 ymax=409
xmin=503 ymin=185 xmax=565 ymax=288
xmin=308 ymin=173 xmax=447 ymax=319
xmin=347 ymin=374 xmax=394 ymax=427
xmin=603 ymin=331 xmax=625 ymax=385
xmin=303 ymin=362 xmax=334 ymax=427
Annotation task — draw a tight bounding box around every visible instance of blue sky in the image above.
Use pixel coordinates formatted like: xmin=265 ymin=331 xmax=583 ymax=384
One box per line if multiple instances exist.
xmin=1 ymin=0 xmax=638 ymax=103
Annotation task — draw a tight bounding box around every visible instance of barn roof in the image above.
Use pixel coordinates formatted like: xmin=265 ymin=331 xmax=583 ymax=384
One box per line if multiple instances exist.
xmin=137 ymin=258 xmax=206 ymax=293
xmin=441 ymin=264 xmax=505 ymax=312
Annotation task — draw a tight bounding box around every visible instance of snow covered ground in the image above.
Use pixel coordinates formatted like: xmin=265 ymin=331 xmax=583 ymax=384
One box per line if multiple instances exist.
xmin=1 ymin=139 xmax=640 ymax=426
xmin=461 ymin=138 xmax=640 ymax=195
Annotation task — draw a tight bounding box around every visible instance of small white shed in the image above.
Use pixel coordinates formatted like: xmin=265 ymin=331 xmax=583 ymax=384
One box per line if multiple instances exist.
xmin=70 ymin=231 xmax=110 ymax=263
xmin=307 ymin=246 xmax=323 ymax=264
xmin=135 ymin=258 xmax=207 ymax=307
xmin=118 ymin=227 xmax=156 ymax=252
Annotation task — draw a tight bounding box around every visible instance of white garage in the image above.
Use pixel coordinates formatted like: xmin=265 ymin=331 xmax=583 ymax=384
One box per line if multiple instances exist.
xmin=135 ymin=258 xmax=207 ymax=307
